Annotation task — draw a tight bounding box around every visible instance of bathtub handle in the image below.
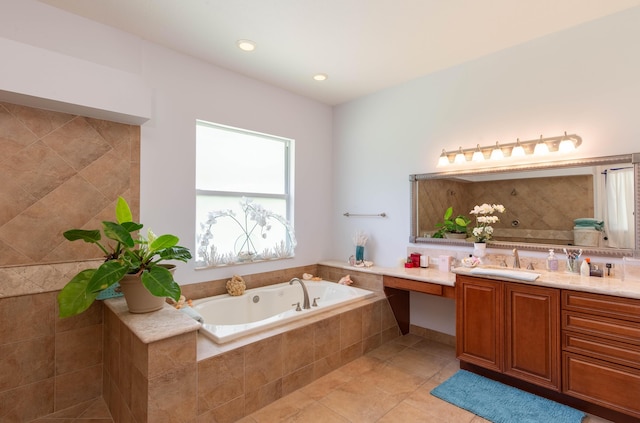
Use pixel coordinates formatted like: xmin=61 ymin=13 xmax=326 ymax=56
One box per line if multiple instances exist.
xmin=312 ymin=297 xmax=320 ymax=307
xmin=291 ymin=302 xmax=302 ymax=312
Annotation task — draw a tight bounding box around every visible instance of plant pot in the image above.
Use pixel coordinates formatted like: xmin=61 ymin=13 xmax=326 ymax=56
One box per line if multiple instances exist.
xmin=118 ymin=265 xmax=176 ymax=313
xmin=473 ymin=242 xmax=487 ymax=259
xmin=444 ymin=232 xmax=467 ymax=240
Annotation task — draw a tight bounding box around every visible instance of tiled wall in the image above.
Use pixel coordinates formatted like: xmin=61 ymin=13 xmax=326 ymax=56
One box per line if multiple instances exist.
xmin=0 ymin=293 xmax=104 ymax=422
xmin=0 ymin=102 xmax=140 ymax=267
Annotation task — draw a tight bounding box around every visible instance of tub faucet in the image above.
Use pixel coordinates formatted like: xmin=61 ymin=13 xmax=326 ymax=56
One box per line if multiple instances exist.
xmin=289 ymin=278 xmax=311 ymax=309
xmin=512 ymin=248 xmax=521 ymax=269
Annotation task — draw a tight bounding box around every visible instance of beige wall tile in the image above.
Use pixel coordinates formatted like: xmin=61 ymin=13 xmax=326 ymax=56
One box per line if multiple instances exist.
xmin=55 ymin=324 xmax=103 ymax=375
xmin=313 ymin=315 xmax=340 ymax=360
xmin=0 ymin=292 xmax=55 ymax=344
xmin=282 ymin=363 xmax=314 ymax=396
xmin=244 ymin=379 xmax=282 ymax=416
xmin=146 ymin=331 xmax=197 ymax=379
xmin=244 ymin=336 xmax=283 ymax=393
xmin=54 ymin=364 xmax=102 ymax=411
xmin=147 ymin=364 xmax=198 ymax=423
xmin=0 ymin=378 xmax=54 ymax=422
xmin=282 ymin=326 xmax=315 ymax=375
xmin=0 ymin=335 xmax=54 ymax=391
xmin=362 ymin=300 xmax=382 ymax=338
xmin=197 ymin=349 xmax=245 ymax=414
xmin=340 ymin=308 xmax=363 ymax=348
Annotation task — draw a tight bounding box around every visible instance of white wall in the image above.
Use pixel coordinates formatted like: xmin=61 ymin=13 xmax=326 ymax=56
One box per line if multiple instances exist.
xmin=332 ymin=7 xmax=640 ymax=334
xmin=0 ymin=0 xmax=334 ymax=284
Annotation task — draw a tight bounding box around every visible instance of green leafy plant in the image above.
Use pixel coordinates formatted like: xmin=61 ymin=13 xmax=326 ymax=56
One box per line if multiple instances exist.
xmin=433 ymin=206 xmax=471 ymax=238
xmin=57 ymin=197 xmax=192 ymax=318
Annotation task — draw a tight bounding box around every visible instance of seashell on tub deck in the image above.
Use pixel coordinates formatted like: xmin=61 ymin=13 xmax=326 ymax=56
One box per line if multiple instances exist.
xmin=193 ymin=279 xmax=375 ymax=343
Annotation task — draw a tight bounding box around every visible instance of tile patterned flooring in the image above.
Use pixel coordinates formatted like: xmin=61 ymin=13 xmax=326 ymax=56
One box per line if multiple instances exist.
xmin=32 ymin=333 xmax=614 ymax=422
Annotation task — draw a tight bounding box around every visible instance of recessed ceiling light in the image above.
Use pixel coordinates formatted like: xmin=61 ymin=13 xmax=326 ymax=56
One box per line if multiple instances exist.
xmin=313 ymin=73 xmax=328 ymax=81
xmin=237 ymin=39 xmax=256 ymax=52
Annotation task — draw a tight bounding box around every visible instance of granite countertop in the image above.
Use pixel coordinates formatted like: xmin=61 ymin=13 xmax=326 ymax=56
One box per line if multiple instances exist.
xmin=104 ymin=297 xmax=201 ymax=344
xmin=320 ymin=260 xmax=640 ymax=300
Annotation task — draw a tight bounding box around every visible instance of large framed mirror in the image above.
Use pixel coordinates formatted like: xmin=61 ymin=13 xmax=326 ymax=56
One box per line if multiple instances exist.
xmin=410 ymin=154 xmax=640 ymax=257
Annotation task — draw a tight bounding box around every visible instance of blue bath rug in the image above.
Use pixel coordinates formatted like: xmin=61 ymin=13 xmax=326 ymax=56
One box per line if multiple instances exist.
xmin=430 ymin=370 xmax=585 ymax=423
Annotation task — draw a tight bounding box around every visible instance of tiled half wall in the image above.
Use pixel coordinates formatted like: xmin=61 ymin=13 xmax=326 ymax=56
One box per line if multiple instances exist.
xmin=0 ymin=102 xmax=140 ymax=266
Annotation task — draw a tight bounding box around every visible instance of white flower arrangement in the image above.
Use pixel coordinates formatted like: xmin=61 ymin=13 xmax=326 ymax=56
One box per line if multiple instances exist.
xmin=470 ymin=203 xmax=505 ymax=242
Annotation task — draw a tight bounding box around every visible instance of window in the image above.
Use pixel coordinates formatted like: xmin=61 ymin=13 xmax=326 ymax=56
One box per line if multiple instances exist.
xmin=195 ymin=120 xmax=295 ymax=268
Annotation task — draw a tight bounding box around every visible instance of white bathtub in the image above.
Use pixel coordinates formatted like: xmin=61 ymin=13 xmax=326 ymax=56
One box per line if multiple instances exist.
xmin=193 ymin=280 xmax=375 ymax=343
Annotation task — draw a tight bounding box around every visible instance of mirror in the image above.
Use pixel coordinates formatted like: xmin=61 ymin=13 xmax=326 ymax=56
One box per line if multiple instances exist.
xmin=410 ymin=154 xmax=640 ymax=257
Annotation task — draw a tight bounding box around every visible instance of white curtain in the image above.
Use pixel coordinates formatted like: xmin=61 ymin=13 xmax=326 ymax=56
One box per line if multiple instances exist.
xmin=605 ymin=167 xmax=634 ymax=248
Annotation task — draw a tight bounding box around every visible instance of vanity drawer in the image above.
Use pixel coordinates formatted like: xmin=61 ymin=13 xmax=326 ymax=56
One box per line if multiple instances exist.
xmin=563 ymin=352 xmax=640 ymax=418
xmin=563 ymin=332 xmax=640 ymax=369
xmin=562 ymin=311 xmax=640 ymax=346
xmin=562 ymin=290 xmax=640 ymax=322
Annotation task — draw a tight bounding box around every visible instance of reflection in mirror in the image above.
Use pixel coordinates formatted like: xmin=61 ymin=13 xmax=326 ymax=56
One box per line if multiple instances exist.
xmin=410 ymin=154 xmax=640 ymax=257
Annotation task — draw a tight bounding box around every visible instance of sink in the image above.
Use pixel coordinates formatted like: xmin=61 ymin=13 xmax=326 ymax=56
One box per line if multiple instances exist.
xmin=469 ymin=267 xmax=541 ymax=282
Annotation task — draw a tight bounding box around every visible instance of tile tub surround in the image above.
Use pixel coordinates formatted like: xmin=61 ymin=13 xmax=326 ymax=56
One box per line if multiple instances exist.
xmin=0 ymin=292 xmax=104 ymax=422
xmin=102 ymin=287 xmax=398 ymax=422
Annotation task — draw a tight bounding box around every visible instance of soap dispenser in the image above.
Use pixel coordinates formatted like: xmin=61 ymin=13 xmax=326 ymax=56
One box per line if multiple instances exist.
xmin=546 ymin=249 xmax=558 ymax=271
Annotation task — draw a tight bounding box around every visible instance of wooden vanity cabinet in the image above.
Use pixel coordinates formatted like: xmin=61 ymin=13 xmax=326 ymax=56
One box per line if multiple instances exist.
xmin=456 ymin=275 xmax=561 ymax=390
xmin=561 ymin=290 xmax=640 ymax=419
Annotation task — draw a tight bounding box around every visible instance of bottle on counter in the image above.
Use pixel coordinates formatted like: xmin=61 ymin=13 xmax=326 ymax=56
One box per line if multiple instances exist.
xmin=546 ymin=249 xmax=558 ymax=271
xmin=580 ymin=258 xmax=591 ymax=276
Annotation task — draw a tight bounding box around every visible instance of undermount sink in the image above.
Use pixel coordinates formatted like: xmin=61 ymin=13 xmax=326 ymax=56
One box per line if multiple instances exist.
xmin=468 ymin=266 xmax=541 ymax=282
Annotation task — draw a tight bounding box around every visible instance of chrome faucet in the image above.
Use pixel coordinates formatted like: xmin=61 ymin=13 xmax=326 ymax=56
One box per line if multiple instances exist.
xmin=512 ymin=248 xmax=521 ymax=269
xmin=289 ymin=278 xmax=311 ymax=309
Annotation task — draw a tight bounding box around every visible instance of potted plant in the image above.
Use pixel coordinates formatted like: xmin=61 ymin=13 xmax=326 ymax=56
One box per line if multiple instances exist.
xmin=57 ymin=197 xmax=192 ymax=317
xmin=433 ymin=206 xmax=471 ymax=239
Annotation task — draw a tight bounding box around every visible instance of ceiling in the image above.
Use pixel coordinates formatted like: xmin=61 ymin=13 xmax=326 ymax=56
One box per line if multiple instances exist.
xmin=39 ymin=0 xmax=640 ymax=106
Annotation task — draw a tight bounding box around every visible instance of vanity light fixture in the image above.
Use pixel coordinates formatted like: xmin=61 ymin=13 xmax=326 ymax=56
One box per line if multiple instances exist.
xmin=237 ymin=39 xmax=256 ymax=52
xmin=490 ymin=141 xmax=504 ymax=160
xmin=472 ymin=144 xmax=485 ymax=162
xmin=436 ymin=132 xmax=581 ymax=166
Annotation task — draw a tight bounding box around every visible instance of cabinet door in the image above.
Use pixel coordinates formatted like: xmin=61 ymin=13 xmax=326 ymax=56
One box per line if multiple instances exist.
xmin=505 ymin=283 xmax=561 ymax=390
xmin=456 ymin=275 xmax=503 ymax=372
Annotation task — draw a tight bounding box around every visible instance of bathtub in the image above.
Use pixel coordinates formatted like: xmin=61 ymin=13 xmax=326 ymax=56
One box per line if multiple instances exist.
xmin=193 ymin=280 xmax=375 ymax=343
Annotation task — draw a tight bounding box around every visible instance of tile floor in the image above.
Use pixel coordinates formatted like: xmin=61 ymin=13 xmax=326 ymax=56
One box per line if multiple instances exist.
xmin=32 ymin=333 xmax=614 ymax=422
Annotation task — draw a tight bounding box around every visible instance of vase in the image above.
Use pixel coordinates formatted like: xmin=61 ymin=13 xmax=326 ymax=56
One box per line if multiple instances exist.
xmin=473 ymin=242 xmax=487 ymax=260
xmin=355 ymin=245 xmax=365 ymax=262
xmin=118 ymin=265 xmax=176 ymax=313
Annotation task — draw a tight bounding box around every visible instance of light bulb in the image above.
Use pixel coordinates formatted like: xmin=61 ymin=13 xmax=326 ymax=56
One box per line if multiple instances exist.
xmin=490 ymin=142 xmax=504 ymax=160
xmin=558 ymin=132 xmax=575 ymax=153
xmin=511 ymin=138 xmax=526 ymax=157
xmin=454 ymin=147 xmax=466 ymax=164
xmin=437 ymin=149 xmax=450 ymax=166
xmin=472 ymin=144 xmax=485 ymax=162
xmin=534 ymin=136 xmax=549 ymax=156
